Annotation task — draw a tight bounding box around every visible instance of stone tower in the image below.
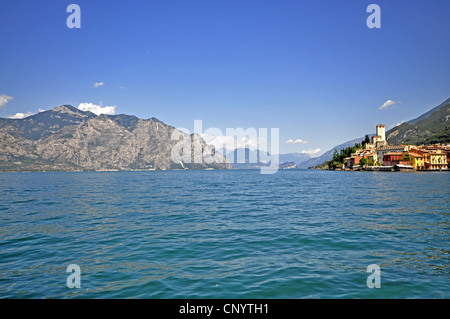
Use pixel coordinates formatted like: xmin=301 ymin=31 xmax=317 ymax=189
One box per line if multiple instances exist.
xmin=376 ymin=124 xmax=385 ymax=142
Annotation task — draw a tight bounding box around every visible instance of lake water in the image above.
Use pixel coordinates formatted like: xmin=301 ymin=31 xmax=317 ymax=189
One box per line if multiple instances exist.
xmin=0 ymin=170 xmax=448 ymax=298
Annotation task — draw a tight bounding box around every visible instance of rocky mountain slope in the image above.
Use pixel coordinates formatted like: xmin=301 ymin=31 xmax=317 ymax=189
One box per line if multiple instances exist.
xmin=386 ymin=98 xmax=450 ymax=145
xmin=0 ymin=105 xmax=231 ymax=172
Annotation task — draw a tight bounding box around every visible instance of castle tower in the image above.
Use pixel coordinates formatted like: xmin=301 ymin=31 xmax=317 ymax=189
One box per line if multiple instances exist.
xmin=376 ymin=124 xmax=385 ymax=141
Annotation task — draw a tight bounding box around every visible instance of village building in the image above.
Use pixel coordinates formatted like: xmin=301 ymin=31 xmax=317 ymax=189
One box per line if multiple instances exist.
xmin=408 ymin=149 xmax=426 ymax=170
xmin=377 ymin=145 xmax=412 ymax=166
xmin=428 ymin=150 xmax=448 ymax=170
xmin=383 ymin=152 xmax=410 ymax=166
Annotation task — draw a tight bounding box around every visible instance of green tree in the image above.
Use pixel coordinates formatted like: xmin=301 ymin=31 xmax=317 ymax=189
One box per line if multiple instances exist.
xmin=362 ymin=135 xmax=370 ymax=148
xmin=359 ymin=158 xmax=368 ymax=166
xmin=332 ymin=161 xmax=341 ymax=169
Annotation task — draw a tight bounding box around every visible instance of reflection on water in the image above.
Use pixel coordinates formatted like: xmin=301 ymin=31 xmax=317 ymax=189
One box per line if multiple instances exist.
xmin=0 ymin=170 xmax=448 ymax=298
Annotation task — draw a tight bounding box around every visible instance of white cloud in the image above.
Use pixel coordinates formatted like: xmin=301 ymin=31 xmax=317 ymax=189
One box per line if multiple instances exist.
xmin=301 ymin=148 xmax=321 ymax=156
xmin=379 ymin=100 xmax=397 ymax=110
xmin=6 ymin=107 xmax=45 ymax=119
xmin=286 ymin=138 xmax=307 ymax=144
xmin=78 ymin=102 xmax=116 ymax=115
xmin=390 ymin=120 xmax=405 ymax=128
xmin=0 ymin=94 xmax=13 ymax=108
xmin=93 ymin=82 xmax=105 ymax=88
xmin=8 ymin=111 xmax=34 ymax=119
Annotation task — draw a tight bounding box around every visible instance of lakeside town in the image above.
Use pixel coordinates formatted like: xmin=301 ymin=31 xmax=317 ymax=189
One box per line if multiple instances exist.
xmin=319 ymin=124 xmax=449 ymax=171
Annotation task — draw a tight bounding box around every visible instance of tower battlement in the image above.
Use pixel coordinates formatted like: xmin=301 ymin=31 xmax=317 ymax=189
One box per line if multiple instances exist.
xmin=376 ymin=124 xmax=386 ymax=141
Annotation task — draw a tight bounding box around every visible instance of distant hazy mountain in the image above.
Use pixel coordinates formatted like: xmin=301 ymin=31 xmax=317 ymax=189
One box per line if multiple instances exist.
xmin=278 ymin=153 xmax=311 ymax=165
xmin=225 ymin=148 xmax=269 ymax=169
xmin=0 ymin=105 xmax=231 ymax=172
xmin=223 ymin=148 xmax=311 ymax=169
xmin=279 ymin=161 xmax=297 ymax=169
xmin=386 ymin=98 xmax=450 ymax=145
xmin=296 ymin=137 xmax=366 ymax=169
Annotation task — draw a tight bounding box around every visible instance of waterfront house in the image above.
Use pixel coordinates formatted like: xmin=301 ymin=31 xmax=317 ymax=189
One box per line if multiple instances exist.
xmin=346 ymin=156 xmax=362 ymax=168
xmin=408 ymin=149 xmax=426 ymax=170
xmin=377 ymin=145 xmax=412 ymax=166
xmin=429 ymin=150 xmax=448 ymax=170
xmin=383 ymin=152 xmax=411 ymax=167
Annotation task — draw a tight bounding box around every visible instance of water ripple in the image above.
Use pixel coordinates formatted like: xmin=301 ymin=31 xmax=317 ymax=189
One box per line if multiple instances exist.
xmin=0 ymin=170 xmax=448 ymax=298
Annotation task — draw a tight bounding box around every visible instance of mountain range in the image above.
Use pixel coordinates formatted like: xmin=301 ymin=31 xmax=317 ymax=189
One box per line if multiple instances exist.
xmin=1 ymin=98 xmax=448 ymax=172
xmin=0 ymin=105 xmax=231 ymax=172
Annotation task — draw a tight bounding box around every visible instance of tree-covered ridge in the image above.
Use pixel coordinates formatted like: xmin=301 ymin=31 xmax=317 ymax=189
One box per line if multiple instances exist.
xmin=386 ymin=100 xmax=450 ymax=145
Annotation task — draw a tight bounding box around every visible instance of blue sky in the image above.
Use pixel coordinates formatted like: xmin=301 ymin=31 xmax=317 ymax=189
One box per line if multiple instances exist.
xmin=0 ymin=0 xmax=449 ymax=155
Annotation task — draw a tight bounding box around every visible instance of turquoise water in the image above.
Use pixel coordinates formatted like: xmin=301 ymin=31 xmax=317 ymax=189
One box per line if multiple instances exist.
xmin=0 ymin=170 xmax=448 ymax=298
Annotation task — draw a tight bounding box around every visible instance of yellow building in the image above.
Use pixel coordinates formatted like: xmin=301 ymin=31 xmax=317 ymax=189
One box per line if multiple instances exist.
xmin=429 ymin=150 xmax=448 ymax=170
xmin=409 ymin=151 xmax=425 ymax=170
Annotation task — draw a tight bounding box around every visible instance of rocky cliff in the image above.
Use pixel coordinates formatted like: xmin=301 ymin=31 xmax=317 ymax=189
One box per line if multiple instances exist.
xmin=0 ymin=105 xmax=232 ymax=171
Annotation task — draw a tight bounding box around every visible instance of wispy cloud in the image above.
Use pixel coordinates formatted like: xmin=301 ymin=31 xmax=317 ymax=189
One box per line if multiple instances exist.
xmin=78 ymin=102 xmax=116 ymax=115
xmin=379 ymin=99 xmax=397 ymax=110
xmin=8 ymin=111 xmax=34 ymax=119
xmin=301 ymin=148 xmax=321 ymax=156
xmin=286 ymin=138 xmax=307 ymax=144
xmin=390 ymin=120 xmax=405 ymax=128
xmin=0 ymin=94 xmax=14 ymax=109
xmin=93 ymin=82 xmax=105 ymax=88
